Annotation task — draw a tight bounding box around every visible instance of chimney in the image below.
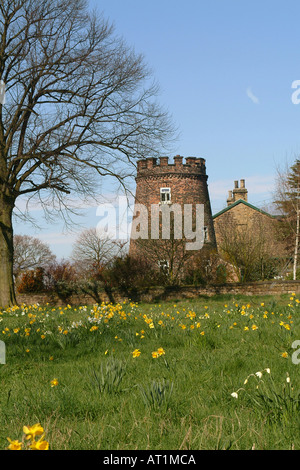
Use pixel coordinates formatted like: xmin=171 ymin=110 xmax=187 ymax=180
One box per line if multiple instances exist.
xmin=227 ymin=190 xmax=233 ymax=206
xmin=232 ymin=179 xmax=248 ymax=202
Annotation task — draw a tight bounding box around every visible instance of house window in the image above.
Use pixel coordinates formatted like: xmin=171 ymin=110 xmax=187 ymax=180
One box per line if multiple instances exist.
xmin=158 ymin=260 xmax=169 ymax=273
xmin=160 ymin=187 xmax=171 ymax=204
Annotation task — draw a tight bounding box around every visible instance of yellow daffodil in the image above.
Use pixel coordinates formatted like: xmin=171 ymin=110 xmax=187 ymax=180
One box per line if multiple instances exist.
xmin=132 ymin=349 xmax=141 ymax=358
xmin=90 ymin=326 xmax=98 ymax=331
xmin=23 ymin=423 xmax=44 ymax=440
xmin=50 ymin=378 xmax=59 ymax=387
xmin=29 ymin=435 xmax=49 ymax=450
xmin=157 ymin=347 xmax=165 ymax=355
xmin=7 ymin=438 xmax=23 ymax=450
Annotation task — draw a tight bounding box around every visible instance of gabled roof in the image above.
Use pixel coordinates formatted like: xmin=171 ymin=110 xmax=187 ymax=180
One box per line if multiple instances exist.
xmin=213 ymin=199 xmax=279 ymax=219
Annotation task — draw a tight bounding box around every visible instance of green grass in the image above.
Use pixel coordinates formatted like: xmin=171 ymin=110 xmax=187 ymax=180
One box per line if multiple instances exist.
xmin=0 ymin=293 xmax=299 ymax=450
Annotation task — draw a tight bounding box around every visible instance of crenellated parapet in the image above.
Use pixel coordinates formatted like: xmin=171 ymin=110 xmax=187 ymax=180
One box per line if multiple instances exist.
xmin=136 ymin=155 xmax=207 ymax=178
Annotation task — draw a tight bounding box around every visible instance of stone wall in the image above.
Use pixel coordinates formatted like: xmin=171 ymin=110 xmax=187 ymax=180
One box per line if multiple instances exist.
xmin=214 ymin=200 xmax=277 ymax=236
xmin=15 ymin=280 xmax=300 ymax=306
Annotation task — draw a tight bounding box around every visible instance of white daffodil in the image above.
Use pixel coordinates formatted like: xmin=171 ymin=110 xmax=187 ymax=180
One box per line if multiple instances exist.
xmin=255 ymin=371 xmax=263 ymax=379
xmin=231 ymin=392 xmax=238 ymax=398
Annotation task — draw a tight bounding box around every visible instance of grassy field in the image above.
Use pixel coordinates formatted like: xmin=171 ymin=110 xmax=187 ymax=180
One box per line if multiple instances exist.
xmin=0 ymin=293 xmax=299 ymax=450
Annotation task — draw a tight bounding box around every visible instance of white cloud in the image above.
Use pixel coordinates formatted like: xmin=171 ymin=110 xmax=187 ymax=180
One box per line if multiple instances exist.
xmin=37 ymin=231 xmax=79 ymax=245
xmin=246 ymin=87 xmax=260 ymax=104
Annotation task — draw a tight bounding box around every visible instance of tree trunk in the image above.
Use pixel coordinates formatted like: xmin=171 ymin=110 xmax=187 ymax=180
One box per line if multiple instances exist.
xmin=0 ymin=195 xmax=16 ymax=308
xmin=293 ymin=194 xmax=300 ymax=281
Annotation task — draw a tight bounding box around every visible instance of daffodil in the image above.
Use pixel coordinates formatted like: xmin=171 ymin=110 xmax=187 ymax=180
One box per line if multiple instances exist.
xmin=23 ymin=423 xmax=44 ymax=440
xmin=132 ymin=349 xmax=141 ymax=358
xmin=29 ymin=435 xmax=49 ymax=450
xmin=7 ymin=438 xmax=23 ymax=450
xmin=157 ymin=347 xmax=165 ymax=356
xmin=50 ymin=378 xmax=59 ymax=387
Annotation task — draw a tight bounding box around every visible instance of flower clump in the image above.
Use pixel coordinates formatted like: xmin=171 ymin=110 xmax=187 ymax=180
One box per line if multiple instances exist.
xmin=7 ymin=423 xmax=49 ymax=450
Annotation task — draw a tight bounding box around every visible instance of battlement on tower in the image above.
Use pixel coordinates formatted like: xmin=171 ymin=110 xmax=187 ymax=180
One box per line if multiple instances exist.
xmin=136 ymin=155 xmax=206 ymax=177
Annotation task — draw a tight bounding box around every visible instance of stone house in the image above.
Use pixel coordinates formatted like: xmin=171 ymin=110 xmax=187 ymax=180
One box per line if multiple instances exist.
xmin=213 ymin=180 xmax=288 ymax=281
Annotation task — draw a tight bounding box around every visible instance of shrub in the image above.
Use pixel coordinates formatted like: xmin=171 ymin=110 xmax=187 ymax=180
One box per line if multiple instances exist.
xmin=17 ymin=267 xmax=45 ymax=293
xmin=43 ymin=261 xmax=78 ymax=301
xmin=107 ymin=255 xmax=162 ymax=293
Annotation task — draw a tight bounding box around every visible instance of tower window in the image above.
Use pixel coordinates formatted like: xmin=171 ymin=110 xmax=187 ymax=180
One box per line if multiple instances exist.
xmin=160 ymin=187 xmax=171 ymax=204
xmin=203 ymin=226 xmax=208 ymax=242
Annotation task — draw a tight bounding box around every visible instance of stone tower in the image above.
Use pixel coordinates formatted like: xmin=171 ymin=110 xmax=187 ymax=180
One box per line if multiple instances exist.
xmin=129 ymin=155 xmax=217 ymax=271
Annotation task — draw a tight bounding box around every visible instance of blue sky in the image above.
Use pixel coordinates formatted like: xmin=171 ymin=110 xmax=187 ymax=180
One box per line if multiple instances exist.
xmin=13 ymin=0 xmax=300 ymax=258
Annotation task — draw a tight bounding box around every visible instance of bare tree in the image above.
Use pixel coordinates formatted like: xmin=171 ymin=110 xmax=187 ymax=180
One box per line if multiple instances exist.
xmin=13 ymin=234 xmax=56 ymax=278
xmin=134 ymin=237 xmax=194 ymax=285
xmin=274 ymin=159 xmax=300 ymax=279
xmin=0 ymin=0 xmax=174 ymax=306
xmin=71 ymin=227 xmax=128 ymax=274
xmin=216 ymin=212 xmax=284 ymax=282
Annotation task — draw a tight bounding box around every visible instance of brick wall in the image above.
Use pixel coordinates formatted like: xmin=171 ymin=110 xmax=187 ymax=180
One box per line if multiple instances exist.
xmin=129 ymin=156 xmax=217 ymax=260
xmin=16 ymin=280 xmax=300 ymax=306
